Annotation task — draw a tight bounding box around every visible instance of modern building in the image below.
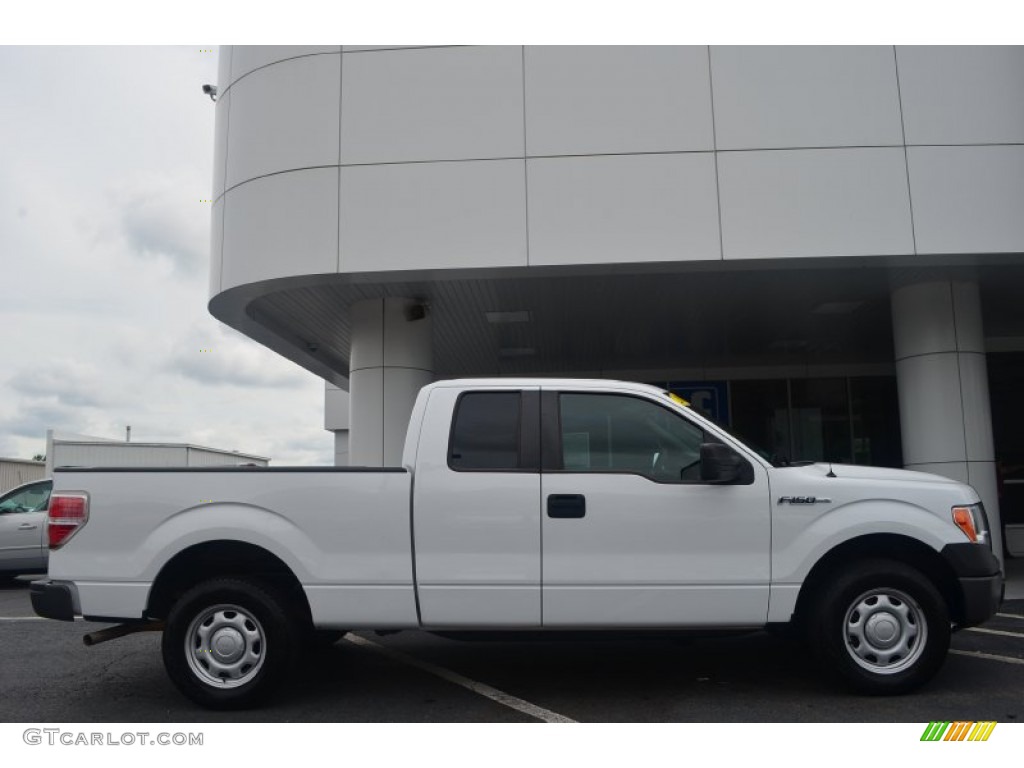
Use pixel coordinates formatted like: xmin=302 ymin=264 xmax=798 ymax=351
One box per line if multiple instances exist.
xmin=44 ymin=431 xmax=269 ymax=473
xmin=207 ymin=45 xmax=1024 ymax=559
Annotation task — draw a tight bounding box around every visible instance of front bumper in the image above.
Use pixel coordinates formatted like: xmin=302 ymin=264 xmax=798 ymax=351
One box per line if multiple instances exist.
xmin=30 ymin=579 xmax=76 ymax=622
xmin=940 ymin=543 xmax=1004 ymax=627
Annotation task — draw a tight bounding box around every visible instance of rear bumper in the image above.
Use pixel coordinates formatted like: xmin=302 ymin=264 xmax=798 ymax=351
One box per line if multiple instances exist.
xmin=940 ymin=543 xmax=1003 ymax=627
xmin=31 ymin=579 xmax=77 ymax=622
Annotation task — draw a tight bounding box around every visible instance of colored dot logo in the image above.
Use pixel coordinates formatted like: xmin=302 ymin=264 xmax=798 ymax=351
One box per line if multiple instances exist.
xmin=199 ymin=199 xmax=212 ymax=203
xmin=921 ymin=721 xmax=997 ymax=742
xmin=199 ymin=348 xmax=213 ymax=353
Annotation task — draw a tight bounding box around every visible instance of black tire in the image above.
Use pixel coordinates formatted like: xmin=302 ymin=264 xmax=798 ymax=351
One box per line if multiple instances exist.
xmin=806 ymin=558 xmax=950 ymax=695
xmin=162 ymin=578 xmax=299 ymax=710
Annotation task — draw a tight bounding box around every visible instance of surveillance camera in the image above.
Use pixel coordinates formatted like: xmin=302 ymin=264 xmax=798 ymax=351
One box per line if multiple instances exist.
xmin=403 ymin=303 xmax=428 ymax=322
xmin=202 ymin=84 xmax=218 ymax=102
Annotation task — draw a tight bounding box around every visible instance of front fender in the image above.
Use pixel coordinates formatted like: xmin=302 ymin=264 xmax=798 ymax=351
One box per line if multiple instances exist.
xmin=772 ymin=499 xmax=956 ymax=586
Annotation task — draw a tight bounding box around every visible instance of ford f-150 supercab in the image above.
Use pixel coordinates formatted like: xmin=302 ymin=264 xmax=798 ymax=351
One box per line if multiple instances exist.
xmin=31 ymin=378 xmax=1003 ymax=709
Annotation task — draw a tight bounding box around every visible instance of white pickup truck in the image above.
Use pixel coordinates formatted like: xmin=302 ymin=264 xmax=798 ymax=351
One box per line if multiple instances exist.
xmin=32 ymin=378 xmax=1003 ymax=709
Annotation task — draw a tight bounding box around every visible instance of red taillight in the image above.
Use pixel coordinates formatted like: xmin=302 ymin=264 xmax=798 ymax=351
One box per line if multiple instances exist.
xmin=48 ymin=492 xmax=89 ymax=549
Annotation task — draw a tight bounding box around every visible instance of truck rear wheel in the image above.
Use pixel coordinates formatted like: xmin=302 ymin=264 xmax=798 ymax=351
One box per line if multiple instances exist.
xmin=807 ymin=558 xmax=950 ymax=694
xmin=162 ymin=578 xmax=298 ymax=709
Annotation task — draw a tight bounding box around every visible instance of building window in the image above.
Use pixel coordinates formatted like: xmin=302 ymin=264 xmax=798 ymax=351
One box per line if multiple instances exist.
xmin=728 ymin=379 xmax=790 ymax=464
xmin=850 ymin=376 xmax=902 ymax=468
xmin=791 ymin=378 xmax=852 ymax=464
xmin=727 ymin=376 xmax=902 ymax=468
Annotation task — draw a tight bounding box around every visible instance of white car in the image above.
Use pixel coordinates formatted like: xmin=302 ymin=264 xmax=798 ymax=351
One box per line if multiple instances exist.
xmin=0 ymin=479 xmax=51 ymax=577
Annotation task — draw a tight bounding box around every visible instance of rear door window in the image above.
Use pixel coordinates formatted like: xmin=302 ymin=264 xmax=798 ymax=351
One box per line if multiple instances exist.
xmin=449 ymin=392 xmax=522 ymax=471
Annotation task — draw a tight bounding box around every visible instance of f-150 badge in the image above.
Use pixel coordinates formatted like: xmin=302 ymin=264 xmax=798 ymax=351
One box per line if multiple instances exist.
xmin=778 ymin=496 xmax=832 ymax=504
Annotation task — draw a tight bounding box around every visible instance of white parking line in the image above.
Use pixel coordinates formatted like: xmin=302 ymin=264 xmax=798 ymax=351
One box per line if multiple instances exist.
xmin=345 ymin=634 xmax=576 ymax=723
xmin=966 ymin=626 xmax=1024 ymax=639
xmin=950 ymin=649 xmax=1024 ymax=666
xmin=0 ymin=616 xmax=46 ymax=621
xmin=997 ymin=612 xmax=1024 ymax=620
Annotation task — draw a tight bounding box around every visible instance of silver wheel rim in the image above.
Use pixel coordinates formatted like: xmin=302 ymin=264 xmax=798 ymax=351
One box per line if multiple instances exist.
xmin=184 ymin=603 xmax=266 ymax=688
xmin=843 ymin=588 xmax=927 ymax=675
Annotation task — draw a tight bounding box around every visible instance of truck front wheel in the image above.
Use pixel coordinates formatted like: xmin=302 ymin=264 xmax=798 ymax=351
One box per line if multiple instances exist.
xmin=808 ymin=559 xmax=950 ymax=694
xmin=162 ymin=578 xmax=299 ymax=709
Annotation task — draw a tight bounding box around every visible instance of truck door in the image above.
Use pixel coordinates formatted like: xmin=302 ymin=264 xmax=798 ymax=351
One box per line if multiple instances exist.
xmin=412 ymin=386 xmax=541 ymax=627
xmin=540 ymin=389 xmax=770 ymax=627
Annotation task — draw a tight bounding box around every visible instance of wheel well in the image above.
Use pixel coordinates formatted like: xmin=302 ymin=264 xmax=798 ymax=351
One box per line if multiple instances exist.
xmin=793 ymin=534 xmax=964 ymax=625
xmin=146 ymin=541 xmax=311 ymax=625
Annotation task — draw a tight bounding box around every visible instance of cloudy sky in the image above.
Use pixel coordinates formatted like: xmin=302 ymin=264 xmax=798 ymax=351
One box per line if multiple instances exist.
xmin=0 ymin=46 xmax=333 ymax=465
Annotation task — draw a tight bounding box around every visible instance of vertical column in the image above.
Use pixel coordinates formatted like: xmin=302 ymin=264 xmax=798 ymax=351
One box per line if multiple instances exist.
xmin=324 ymin=383 xmax=350 ymax=466
xmin=348 ymin=297 xmax=434 ymax=467
xmin=891 ymin=280 xmax=1002 ymax=562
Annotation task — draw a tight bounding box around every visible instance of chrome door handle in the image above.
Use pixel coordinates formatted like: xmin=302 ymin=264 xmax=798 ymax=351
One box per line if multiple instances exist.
xmin=17 ymin=523 xmax=38 ymax=530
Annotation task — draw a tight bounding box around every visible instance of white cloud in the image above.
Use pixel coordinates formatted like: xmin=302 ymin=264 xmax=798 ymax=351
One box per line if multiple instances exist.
xmin=164 ymin=322 xmax=311 ymax=389
xmin=0 ymin=46 xmax=334 ymax=466
xmin=7 ymin=359 xmax=111 ymax=407
xmin=117 ymin=180 xmax=208 ymax=275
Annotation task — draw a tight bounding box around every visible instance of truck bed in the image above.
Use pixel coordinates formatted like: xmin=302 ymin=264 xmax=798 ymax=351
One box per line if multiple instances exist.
xmin=49 ymin=466 xmax=417 ymax=627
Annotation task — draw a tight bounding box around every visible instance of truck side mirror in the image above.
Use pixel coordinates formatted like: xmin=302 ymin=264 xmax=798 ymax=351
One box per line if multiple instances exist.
xmin=700 ymin=443 xmax=750 ymax=484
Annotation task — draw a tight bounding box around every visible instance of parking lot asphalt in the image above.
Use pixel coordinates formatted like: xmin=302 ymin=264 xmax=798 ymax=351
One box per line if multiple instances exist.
xmin=1 ymin=571 xmax=1022 ymax=723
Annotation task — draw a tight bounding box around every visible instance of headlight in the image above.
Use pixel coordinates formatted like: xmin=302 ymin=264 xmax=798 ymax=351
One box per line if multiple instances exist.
xmin=952 ymin=503 xmax=991 ymax=548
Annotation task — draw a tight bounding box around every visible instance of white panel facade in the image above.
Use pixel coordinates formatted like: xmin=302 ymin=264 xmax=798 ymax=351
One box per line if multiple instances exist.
xmin=524 ymin=46 xmax=714 ymax=156
xmin=228 ymin=46 xmax=340 ymax=84
xmin=908 ymin=146 xmax=1024 ymax=255
xmin=895 ymin=353 xmax=969 ymax=465
xmin=897 ymin=46 xmax=1024 ymax=146
xmin=382 ymin=367 xmax=433 ymax=465
xmin=347 ymin=297 xmax=434 ymax=466
xmin=212 ymin=89 xmax=230 ymax=199
xmin=342 ymin=45 xmax=442 ymax=52
xmin=718 ymin=148 xmax=913 ymax=259
xmin=221 ymin=169 xmax=339 ymax=290
xmin=527 ymin=153 xmax=720 ymax=266
xmin=959 ymin=353 xmax=996 ymax=462
xmin=339 ymin=160 xmax=527 ymax=272
xmin=209 ymin=197 xmax=224 ymax=294
xmin=908 ymin=462 xmax=969 ymax=484
xmin=225 ymin=54 xmax=340 ymax=190
xmin=710 ymin=46 xmax=903 ymax=150
xmin=891 ymin=280 xmax=963 ymax=359
xmin=348 ymin=367 xmax=385 ymax=464
xmin=217 ymin=46 xmax=232 ymax=94
xmin=341 ymin=46 xmax=524 ymax=164
xmin=324 ymin=384 xmax=350 ymax=430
